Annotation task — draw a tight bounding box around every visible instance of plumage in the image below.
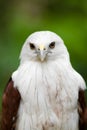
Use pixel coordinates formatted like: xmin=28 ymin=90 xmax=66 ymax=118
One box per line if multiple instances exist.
xmin=1 ymin=31 xmax=87 ymax=130
xmin=1 ymin=78 xmax=21 ymax=130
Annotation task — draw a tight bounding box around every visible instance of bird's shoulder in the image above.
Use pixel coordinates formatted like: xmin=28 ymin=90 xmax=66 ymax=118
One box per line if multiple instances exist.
xmin=1 ymin=77 xmax=21 ymax=130
xmin=78 ymin=89 xmax=87 ymax=130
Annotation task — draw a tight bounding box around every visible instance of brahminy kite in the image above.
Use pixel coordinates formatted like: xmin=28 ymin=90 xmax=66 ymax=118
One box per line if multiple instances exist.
xmin=1 ymin=31 xmax=87 ymax=130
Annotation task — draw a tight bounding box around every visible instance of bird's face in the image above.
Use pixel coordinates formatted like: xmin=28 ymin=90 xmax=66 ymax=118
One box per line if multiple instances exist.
xmin=20 ymin=31 xmax=69 ymax=63
xmin=28 ymin=42 xmax=55 ymax=62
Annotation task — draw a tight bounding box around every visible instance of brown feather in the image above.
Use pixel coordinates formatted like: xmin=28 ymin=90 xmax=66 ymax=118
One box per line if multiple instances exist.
xmin=78 ymin=89 xmax=87 ymax=130
xmin=1 ymin=78 xmax=21 ymax=130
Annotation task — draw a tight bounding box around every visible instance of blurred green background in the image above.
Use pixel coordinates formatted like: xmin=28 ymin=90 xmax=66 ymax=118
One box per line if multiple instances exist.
xmin=0 ymin=0 xmax=87 ymax=111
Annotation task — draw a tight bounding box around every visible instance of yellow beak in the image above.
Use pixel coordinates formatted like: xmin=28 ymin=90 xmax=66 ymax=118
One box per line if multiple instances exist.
xmin=39 ymin=44 xmax=45 ymax=51
xmin=38 ymin=44 xmax=46 ymax=61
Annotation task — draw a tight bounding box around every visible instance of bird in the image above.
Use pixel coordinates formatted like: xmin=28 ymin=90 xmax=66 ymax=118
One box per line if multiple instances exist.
xmin=1 ymin=31 xmax=87 ymax=130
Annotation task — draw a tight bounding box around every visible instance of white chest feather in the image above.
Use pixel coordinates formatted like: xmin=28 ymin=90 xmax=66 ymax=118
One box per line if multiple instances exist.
xmin=12 ymin=60 xmax=85 ymax=130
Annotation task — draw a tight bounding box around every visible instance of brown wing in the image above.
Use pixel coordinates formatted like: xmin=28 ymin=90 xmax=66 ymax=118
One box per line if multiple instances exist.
xmin=78 ymin=89 xmax=87 ymax=130
xmin=1 ymin=78 xmax=21 ymax=130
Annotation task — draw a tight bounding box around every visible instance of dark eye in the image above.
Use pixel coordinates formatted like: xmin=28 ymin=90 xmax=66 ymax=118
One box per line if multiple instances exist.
xmin=49 ymin=42 xmax=55 ymax=49
xmin=29 ymin=43 xmax=35 ymax=50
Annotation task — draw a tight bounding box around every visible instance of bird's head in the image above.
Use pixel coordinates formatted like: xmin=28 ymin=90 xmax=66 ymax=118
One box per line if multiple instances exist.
xmin=20 ymin=31 xmax=69 ymax=63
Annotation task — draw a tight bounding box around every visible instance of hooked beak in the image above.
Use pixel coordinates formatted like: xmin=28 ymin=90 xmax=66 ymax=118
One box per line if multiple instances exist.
xmin=38 ymin=44 xmax=46 ymax=62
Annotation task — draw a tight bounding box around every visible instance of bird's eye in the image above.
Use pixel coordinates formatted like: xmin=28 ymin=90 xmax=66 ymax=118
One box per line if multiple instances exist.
xmin=29 ymin=43 xmax=35 ymax=50
xmin=49 ymin=42 xmax=55 ymax=49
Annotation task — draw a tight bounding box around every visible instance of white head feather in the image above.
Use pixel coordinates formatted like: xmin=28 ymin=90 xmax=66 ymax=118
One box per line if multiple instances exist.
xmin=20 ymin=31 xmax=69 ymax=63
